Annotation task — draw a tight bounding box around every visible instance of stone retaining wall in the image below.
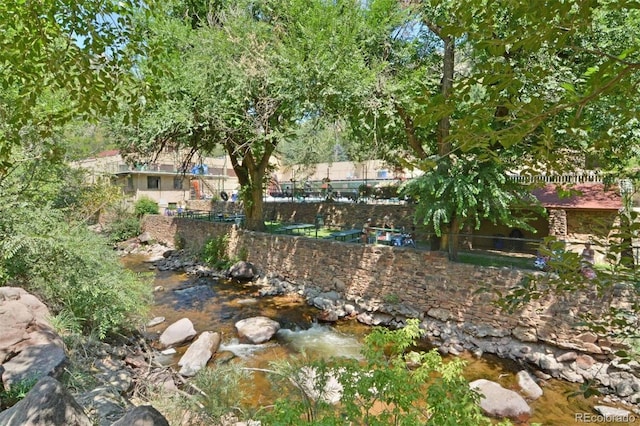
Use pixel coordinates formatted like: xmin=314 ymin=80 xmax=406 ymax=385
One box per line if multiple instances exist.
xmin=143 ymin=215 xmax=626 ymax=355
xmin=204 ymin=201 xmax=616 ymax=251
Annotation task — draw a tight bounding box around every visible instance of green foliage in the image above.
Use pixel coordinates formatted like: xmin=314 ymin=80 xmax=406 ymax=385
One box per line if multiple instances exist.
xmin=134 ymin=197 xmax=159 ymax=217
xmin=0 ymin=149 xmax=153 ymax=339
xmin=0 ymin=377 xmax=38 ymax=410
xmin=259 ymin=319 xmax=496 ymax=425
xmin=279 ymin=119 xmax=353 ymax=166
xmin=496 ymin=224 xmax=640 ymax=369
xmin=57 ymin=334 xmax=101 ymax=394
xmin=106 ymin=215 xmax=141 ymax=243
xmin=202 ymin=235 xmax=231 ymax=270
xmin=174 ymin=233 xmax=186 ymax=250
xmin=382 ymin=293 xmax=400 ymax=304
xmin=237 ymin=246 xmax=249 ymax=262
xmin=457 ymin=251 xmax=535 ymax=270
xmin=0 ymin=206 xmax=153 ymax=339
xmin=63 ymin=178 xmax=124 ymax=224
xmin=367 ymin=1 xmax=640 ymax=174
xmin=63 ymin=122 xmax=115 ymax=161
xmin=111 ymin=0 xmax=402 ymax=231
xmin=402 ymin=157 xmax=539 ymax=237
xmin=141 ymin=364 xmax=255 ymax=425
xmin=192 ymin=365 xmax=254 ymax=422
xmin=0 ymin=0 xmax=159 ymax=176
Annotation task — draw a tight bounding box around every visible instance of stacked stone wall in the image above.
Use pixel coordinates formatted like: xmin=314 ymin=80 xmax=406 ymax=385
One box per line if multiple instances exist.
xmin=143 ymin=215 xmax=626 ymax=354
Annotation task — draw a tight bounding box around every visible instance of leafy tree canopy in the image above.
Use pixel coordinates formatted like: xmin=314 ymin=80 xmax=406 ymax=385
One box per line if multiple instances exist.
xmin=110 ymin=0 xmax=401 ymax=230
xmin=327 ymin=1 xmax=640 ymax=257
xmin=0 ymin=0 xmax=158 ymax=175
xmin=0 ymin=145 xmax=151 ymax=339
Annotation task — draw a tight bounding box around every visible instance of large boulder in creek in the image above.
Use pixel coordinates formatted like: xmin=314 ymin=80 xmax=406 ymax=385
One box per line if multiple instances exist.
xmin=516 ymin=370 xmax=543 ymax=400
xmin=0 ymin=287 xmax=67 ymax=386
xmin=470 ymin=379 xmax=532 ymax=421
xmin=594 ymin=405 xmax=635 ymax=421
xmin=112 ymin=405 xmax=170 ymax=426
xmin=235 ymin=316 xmax=281 ymax=344
xmin=158 ymin=318 xmax=197 ymax=349
xmin=0 ymin=376 xmax=92 ymax=426
xmin=227 ymin=261 xmax=258 ymax=281
xmin=178 ymin=331 xmax=221 ymax=377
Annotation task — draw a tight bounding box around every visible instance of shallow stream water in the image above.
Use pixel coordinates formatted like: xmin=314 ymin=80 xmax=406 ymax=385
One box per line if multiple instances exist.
xmin=124 ymin=256 xmax=636 ymax=425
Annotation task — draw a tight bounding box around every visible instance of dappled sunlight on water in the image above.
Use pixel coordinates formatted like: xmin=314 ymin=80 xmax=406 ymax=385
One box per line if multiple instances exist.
xmin=123 ymin=255 xmax=638 ymax=426
xmin=458 ymin=352 xmax=603 ymax=425
xmin=277 ymin=324 xmax=364 ymax=360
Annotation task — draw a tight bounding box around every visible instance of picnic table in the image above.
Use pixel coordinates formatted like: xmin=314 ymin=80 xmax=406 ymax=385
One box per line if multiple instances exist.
xmin=369 ymin=227 xmax=404 ymax=245
xmin=276 ymin=223 xmax=316 ymax=236
xmin=212 ymin=213 xmax=245 ymax=223
xmin=177 ymin=209 xmax=209 ymax=219
xmin=326 ymin=229 xmax=362 ymax=242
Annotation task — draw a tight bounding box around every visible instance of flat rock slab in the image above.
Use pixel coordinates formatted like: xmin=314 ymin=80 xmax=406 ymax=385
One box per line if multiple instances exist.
xmin=235 ymin=316 xmax=280 ymax=344
xmin=516 ymin=370 xmax=543 ymax=400
xmin=2 ymin=343 xmax=67 ymax=388
xmin=179 ymin=331 xmax=221 ymax=377
xmin=594 ymin=405 xmax=634 ymax=421
xmin=112 ymin=405 xmax=169 ymax=426
xmin=159 ymin=318 xmax=197 ymax=349
xmin=470 ymin=379 xmax=531 ymax=421
xmin=147 ymin=316 xmax=166 ymax=328
xmin=0 ymin=287 xmax=64 ymax=365
xmin=0 ymin=376 xmax=92 ymax=426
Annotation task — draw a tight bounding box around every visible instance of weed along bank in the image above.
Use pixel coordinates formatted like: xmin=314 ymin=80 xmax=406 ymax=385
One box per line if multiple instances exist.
xmin=142 ymin=215 xmax=639 ymax=401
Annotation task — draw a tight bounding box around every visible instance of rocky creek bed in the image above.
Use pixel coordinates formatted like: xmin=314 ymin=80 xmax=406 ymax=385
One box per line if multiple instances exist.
xmin=1 ymin=238 xmax=639 ymax=425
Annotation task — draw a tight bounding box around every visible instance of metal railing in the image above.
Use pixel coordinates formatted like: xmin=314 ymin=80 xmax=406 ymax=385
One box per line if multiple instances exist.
xmin=506 ymin=172 xmax=604 ymax=184
xmin=172 ymin=209 xmax=244 ymax=222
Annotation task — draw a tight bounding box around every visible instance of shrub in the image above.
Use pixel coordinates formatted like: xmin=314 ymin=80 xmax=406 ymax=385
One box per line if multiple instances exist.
xmin=0 ymin=206 xmax=152 ymax=339
xmin=192 ymin=365 xmax=253 ymax=421
xmin=202 ymin=235 xmax=231 ymax=270
xmin=106 ymin=215 xmax=141 ymax=243
xmin=237 ymin=245 xmax=248 ymax=262
xmin=174 ymin=233 xmax=186 ymax=250
xmin=259 ymin=319 xmax=501 ymax=425
xmin=134 ymin=196 xmax=159 ymax=217
xmin=0 ymin=377 xmax=38 ymax=409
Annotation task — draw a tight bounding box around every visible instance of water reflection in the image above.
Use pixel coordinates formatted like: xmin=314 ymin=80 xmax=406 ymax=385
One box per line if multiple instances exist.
xmin=124 ymin=255 xmax=636 ymax=426
xmin=171 ymin=281 xmax=216 ymax=310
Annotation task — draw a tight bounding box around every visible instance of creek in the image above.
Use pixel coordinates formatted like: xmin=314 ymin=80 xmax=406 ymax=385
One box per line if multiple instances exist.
xmin=124 ymin=255 xmax=629 ymax=425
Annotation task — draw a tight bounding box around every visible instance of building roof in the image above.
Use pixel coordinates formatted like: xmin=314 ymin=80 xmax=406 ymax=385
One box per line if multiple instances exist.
xmin=532 ymin=183 xmax=623 ymax=210
xmin=96 ymin=149 xmax=120 ymax=158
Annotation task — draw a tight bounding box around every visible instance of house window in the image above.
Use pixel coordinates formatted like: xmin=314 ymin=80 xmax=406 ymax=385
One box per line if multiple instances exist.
xmin=173 ymin=177 xmax=184 ymax=190
xmin=126 ymin=176 xmax=134 ymax=191
xmin=147 ymin=176 xmax=160 ymax=189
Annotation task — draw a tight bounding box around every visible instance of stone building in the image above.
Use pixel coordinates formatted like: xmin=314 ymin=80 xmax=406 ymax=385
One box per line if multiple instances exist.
xmin=530 ymin=183 xmax=624 ymax=263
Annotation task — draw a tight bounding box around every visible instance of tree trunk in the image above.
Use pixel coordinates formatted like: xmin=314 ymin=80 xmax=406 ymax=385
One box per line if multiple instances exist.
xmin=436 ymin=34 xmax=455 ymax=254
xmin=234 ymin=164 xmax=266 ymax=232
xmin=243 ymin=178 xmax=265 ymax=232
xmin=438 ymin=35 xmax=454 ymax=157
xmin=448 ymin=215 xmax=460 ymax=261
xmin=224 ymin=137 xmax=275 ymax=233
